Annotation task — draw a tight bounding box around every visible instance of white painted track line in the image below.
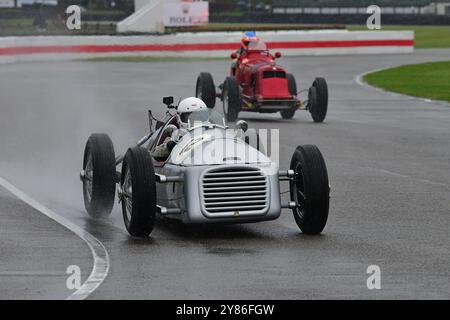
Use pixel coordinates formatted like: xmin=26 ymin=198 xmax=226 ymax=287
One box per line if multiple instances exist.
xmin=0 ymin=176 xmax=109 ymax=300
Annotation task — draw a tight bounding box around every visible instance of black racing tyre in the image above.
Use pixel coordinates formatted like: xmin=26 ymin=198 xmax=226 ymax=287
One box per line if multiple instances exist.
xmin=287 ymin=73 xmax=297 ymax=96
xmin=223 ymin=76 xmax=241 ymax=122
xmin=309 ymin=77 xmax=328 ymax=123
xmin=289 ymin=145 xmax=330 ymax=235
xmin=196 ymin=72 xmax=216 ymax=108
xmin=280 ymin=108 xmax=296 ymax=119
xmin=82 ymin=133 xmax=116 ymax=219
xmin=280 ymin=74 xmax=298 ymax=119
xmin=120 ymin=147 xmax=157 ymax=237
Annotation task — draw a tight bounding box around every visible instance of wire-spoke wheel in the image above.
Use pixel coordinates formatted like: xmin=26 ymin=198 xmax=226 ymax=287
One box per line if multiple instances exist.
xmin=121 ymin=166 xmax=133 ymax=223
xmin=292 ymin=162 xmax=306 ymax=219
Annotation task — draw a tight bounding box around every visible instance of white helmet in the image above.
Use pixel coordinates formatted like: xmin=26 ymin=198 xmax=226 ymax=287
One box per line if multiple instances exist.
xmin=177 ymin=97 xmax=208 ymax=127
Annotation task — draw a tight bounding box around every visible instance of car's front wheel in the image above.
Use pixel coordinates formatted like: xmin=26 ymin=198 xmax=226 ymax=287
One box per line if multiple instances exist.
xmin=120 ymin=147 xmax=157 ymax=237
xmin=289 ymin=145 xmax=330 ymax=234
xmin=82 ymin=133 xmax=116 ymax=219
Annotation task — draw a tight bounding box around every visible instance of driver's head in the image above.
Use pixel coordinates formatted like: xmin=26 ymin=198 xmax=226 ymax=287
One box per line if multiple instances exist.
xmin=242 ymin=31 xmax=257 ymax=49
xmin=177 ymin=97 xmax=208 ymax=128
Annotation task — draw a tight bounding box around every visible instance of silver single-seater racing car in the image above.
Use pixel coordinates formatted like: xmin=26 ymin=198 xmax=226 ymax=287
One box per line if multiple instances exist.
xmin=80 ymin=96 xmax=330 ymax=237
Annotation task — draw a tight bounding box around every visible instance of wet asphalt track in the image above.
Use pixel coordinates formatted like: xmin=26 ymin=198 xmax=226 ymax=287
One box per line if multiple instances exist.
xmin=0 ymin=49 xmax=449 ymax=299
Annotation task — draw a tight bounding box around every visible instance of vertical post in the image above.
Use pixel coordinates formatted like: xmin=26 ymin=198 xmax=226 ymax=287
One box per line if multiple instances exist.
xmin=148 ymin=110 xmax=153 ymax=134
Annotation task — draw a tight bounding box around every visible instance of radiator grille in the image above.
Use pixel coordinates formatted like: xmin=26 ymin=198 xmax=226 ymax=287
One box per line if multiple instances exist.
xmin=201 ymin=167 xmax=268 ymax=215
xmin=263 ymin=71 xmax=286 ymax=79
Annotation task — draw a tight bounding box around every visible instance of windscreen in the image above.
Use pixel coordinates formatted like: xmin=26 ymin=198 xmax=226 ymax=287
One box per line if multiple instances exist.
xmin=186 ymin=109 xmax=226 ymax=129
xmin=247 ymin=40 xmax=268 ymax=52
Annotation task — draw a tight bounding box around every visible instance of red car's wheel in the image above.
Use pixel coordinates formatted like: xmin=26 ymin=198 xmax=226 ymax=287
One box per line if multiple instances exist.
xmin=196 ymin=72 xmax=216 ymax=108
xmin=309 ymin=77 xmax=328 ymax=123
xmin=287 ymin=73 xmax=297 ymax=96
xmin=223 ymin=76 xmax=240 ymax=122
xmin=281 ymin=73 xmax=298 ymax=119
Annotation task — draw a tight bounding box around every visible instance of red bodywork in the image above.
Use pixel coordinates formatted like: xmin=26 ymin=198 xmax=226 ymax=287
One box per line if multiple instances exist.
xmin=231 ymin=42 xmax=299 ymax=111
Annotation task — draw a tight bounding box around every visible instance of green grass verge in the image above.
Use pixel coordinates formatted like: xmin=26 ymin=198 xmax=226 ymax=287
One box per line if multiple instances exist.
xmin=85 ymin=56 xmax=227 ymax=63
xmin=364 ymin=61 xmax=450 ymax=103
xmin=347 ymin=25 xmax=450 ymax=49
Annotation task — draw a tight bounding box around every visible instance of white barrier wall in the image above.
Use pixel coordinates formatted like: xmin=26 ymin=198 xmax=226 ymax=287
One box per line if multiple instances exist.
xmin=117 ymin=0 xmax=165 ymax=33
xmin=0 ymin=30 xmax=414 ymax=64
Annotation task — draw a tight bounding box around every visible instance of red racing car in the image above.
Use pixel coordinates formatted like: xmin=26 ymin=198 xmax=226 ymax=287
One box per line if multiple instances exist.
xmin=196 ymin=38 xmax=328 ymax=122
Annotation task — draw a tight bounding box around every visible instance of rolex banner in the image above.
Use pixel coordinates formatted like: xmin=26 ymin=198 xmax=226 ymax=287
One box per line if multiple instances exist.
xmin=164 ymin=2 xmax=209 ymax=27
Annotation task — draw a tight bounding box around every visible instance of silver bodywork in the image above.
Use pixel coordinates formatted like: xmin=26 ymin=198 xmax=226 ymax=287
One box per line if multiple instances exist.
xmin=147 ymin=126 xmax=283 ymax=224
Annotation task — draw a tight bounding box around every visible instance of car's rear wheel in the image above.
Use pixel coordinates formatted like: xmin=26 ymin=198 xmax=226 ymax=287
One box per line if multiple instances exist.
xmin=223 ymin=76 xmax=241 ymax=122
xmin=280 ymin=107 xmax=297 ymax=119
xmin=280 ymin=74 xmax=298 ymax=119
xmin=120 ymin=147 xmax=157 ymax=237
xmin=196 ymin=72 xmax=216 ymax=108
xmin=82 ymin=133 xmax=116 ymax=219
xmin=289 ymin=145 xmax=330 ymax=234
xmin=309 ymin=77 xmax=328 ymax=123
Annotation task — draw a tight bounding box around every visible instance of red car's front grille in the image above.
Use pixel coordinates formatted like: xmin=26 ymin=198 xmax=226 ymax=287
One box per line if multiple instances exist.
xmin=260 ymin=78 xmax=291 ymax=98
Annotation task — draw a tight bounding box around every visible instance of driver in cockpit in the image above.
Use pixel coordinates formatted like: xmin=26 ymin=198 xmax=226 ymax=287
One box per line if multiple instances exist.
xmin=231 ymin=31 xmax=258 ymax=75
xmin=152 ymin=97 xmax=208 ymax=159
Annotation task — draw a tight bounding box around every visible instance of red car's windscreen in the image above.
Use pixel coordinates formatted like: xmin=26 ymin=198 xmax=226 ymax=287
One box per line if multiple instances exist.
xmin=248 ymin=41 xmax=268 ymax=52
